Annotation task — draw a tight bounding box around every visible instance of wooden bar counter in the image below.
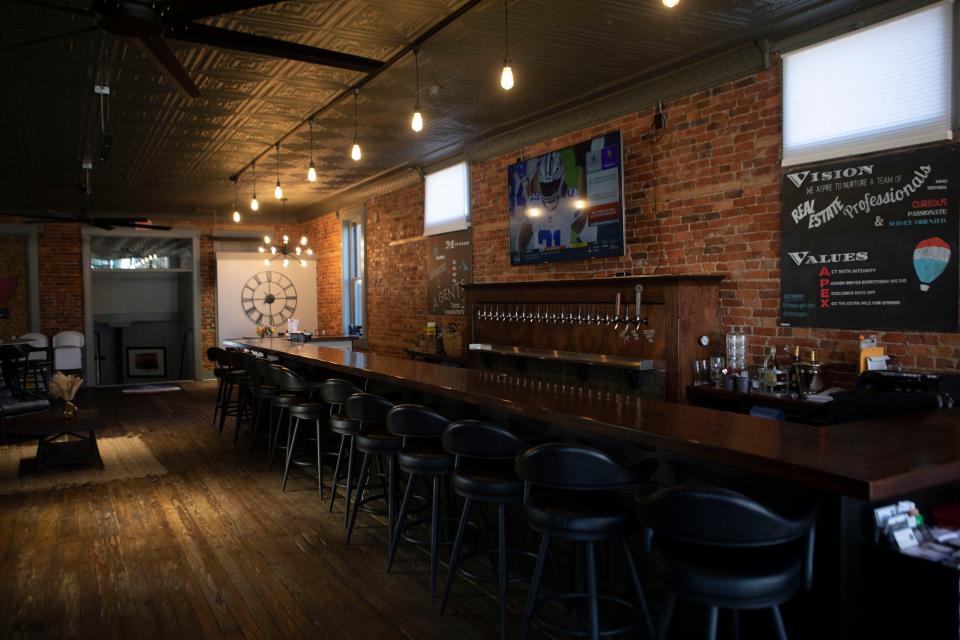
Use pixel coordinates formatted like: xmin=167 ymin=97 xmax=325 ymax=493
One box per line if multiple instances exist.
xmin=225 ymin=337 xmax=960 ymax=503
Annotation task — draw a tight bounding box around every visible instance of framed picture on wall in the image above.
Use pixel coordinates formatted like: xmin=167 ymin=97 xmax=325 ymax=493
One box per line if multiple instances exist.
xmin=126 ymin=347 xmax=166 ymax=378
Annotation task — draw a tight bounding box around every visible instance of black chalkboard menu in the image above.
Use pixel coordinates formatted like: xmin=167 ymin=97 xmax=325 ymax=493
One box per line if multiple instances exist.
xmin=427 ymin=229 xmax=472 ymax=315
xmin=780 ymin=144 xmax=959 ymax=332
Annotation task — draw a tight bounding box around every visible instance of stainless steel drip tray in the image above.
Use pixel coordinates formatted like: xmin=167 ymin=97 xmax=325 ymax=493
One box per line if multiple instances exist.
xmin=469 ymin=344 xmax=663 ymax=371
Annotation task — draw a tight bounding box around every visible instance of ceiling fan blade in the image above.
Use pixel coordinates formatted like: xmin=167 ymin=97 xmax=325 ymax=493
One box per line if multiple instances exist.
xmin=110 ymin=221 xmax=174 ymax=231
xmin=134 ymin=35 xmax=201 ymax=98
xmin=11 ymin=0 xmax=95 ymax=18
xmin=164 ymin=0 xmax=282 ymax=22
xmin=165 ymin=22 xmax=383 ymax=74
xmin=0 ymin=25 xmax=98 ymax=53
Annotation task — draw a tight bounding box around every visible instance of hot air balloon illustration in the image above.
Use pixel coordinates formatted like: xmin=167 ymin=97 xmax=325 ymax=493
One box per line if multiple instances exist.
xmin=913 ymin=237 xmax=952 ymax=292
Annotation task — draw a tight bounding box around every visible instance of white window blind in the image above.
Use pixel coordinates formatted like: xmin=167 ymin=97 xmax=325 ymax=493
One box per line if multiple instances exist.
xmin=424 ymin=161 xmax=470 ymax=236
xmin=782 ymin=1 xmax=954 ymax=167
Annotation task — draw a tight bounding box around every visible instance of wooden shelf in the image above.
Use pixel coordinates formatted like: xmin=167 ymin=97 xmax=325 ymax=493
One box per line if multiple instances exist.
xmin=470 ymin=344 xmax=663 ymax=371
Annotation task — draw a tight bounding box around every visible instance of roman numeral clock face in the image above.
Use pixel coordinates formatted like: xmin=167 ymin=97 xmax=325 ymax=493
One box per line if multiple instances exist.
xmin=241 ymin=271 xmax=297 ymax=327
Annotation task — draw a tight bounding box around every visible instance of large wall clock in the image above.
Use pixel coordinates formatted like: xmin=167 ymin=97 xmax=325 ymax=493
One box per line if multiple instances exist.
xmin=241 ymin=271 xmax=297 ymax=327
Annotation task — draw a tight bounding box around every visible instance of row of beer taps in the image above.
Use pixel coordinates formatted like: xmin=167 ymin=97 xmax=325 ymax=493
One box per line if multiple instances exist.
xmin=476 ymin=303 xmax=646 ymax=331
xmin=474 ymin=286 xmax=655 ymax=343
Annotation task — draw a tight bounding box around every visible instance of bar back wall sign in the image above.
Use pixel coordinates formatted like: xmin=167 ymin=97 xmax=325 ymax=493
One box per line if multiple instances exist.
xmin=780 ymin=144 xmax=959 ymax=332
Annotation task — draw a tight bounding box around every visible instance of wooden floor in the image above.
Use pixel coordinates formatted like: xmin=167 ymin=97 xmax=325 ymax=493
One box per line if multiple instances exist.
xmin=0 ymin=382 xmax=542 ymax=639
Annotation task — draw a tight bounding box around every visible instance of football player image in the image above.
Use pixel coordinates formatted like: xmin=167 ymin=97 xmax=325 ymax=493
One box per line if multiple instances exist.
xmin=515 ymin=150 xmax=588 ymax=252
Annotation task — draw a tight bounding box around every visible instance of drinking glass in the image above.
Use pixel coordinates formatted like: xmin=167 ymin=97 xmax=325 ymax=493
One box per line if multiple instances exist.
xmin=693 ymin=360 xmax=705 ymax=385
xmin=710 ymin=356 xmax=724 ymax=387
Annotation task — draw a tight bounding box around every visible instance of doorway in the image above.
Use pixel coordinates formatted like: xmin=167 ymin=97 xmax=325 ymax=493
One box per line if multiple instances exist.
xmin=82 ymin=229 xmax=202 ymax=386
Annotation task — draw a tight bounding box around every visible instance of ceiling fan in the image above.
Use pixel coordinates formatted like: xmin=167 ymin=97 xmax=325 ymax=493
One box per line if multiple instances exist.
xmin=0 ymin=210 xmax=173 ymax=231
xmin=3 ymin=0 xmax=384 ymax=99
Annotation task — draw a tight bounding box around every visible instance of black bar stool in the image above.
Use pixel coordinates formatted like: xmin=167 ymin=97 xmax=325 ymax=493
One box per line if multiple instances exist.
xmin=217 ymin=349 xmax=249 ymax=436
xmin=267 ymin=366 xmax=321 ymax=469
xmin=280 ymin=376 xmax=331 ymax=499
xmin=439 ymin=419 xmax=529 ymax=640
xmin=237 ymin=356 xmax=280 ymax=449
xmin=207 ymin=347 xmax=228 ymax=426
xmin=344 ymin=393 xmax=400 ymax=551
xmin=640 ymin=486 xmax=817 ymax=640
xmin=322 ymin=378 xmax=364 ymax=525
xmin=516 ymin=443 xmax=657 ymax=640
xmin=386 ymin=404 xmax=454 ymax=596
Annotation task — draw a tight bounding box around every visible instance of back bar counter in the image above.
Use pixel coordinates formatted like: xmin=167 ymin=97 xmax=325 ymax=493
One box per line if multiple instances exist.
xmin=225 ymin=337 xmax=960 ymax=502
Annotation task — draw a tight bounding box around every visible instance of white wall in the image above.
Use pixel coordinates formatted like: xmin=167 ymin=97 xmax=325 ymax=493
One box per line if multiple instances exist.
xmin=216 ymin=252 xmax=318 ymax=343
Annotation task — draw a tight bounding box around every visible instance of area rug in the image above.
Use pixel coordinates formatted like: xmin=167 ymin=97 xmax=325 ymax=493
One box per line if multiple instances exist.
xmin=0 ymin=435 xmax=168 ymax=495
xmin=121 ymin=384 xmax=182 ymax=394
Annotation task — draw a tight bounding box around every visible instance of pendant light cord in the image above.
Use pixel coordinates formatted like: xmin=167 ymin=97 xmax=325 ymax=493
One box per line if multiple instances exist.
xmin=309 ymin=118 xmax=314 ymax=163
xmin=414 ymin=46 xmax=421 ymax=108
xmin=275 ymin=143 xmax=281 ymax=182
xmin=353 ymin=88 xmax=360 ymax=142
xmin=252 ymin=162 xmax=257 ymax=193
xmin=504 ymin=0 xmax=509 ymax=59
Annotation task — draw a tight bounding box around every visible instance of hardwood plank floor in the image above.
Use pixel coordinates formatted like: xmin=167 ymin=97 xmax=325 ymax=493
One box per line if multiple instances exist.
xmin=0 ymin=382 xmax=539 ymax=640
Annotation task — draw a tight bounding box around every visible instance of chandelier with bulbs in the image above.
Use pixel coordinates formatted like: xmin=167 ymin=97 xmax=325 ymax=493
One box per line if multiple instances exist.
xmin=259 ymin=234 xmax=313 ymax=268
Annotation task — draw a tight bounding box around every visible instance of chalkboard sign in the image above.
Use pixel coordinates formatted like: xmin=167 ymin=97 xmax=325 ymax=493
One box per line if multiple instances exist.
xmin=427 ymin=229 xmax=471 ymax=315
xmin=780 ymin=144 xmax=959 ymax=331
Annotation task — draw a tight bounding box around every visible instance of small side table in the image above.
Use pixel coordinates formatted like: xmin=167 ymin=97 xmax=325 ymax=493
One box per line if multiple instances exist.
xmin=5 ymin=409 xmax=106 ymax=473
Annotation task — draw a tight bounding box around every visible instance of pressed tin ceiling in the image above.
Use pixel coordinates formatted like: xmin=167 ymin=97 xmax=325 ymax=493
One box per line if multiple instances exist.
xmin=0 ymin=0 xmax=891 ymax=221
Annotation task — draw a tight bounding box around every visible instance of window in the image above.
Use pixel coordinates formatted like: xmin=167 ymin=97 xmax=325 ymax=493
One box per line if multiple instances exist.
xmin=341 ymin=208 xmax=365 ymax=337
xmin=782 ymin=1 xmax=953 ymax=167
xmin=424 ymin=161 xmax=470 ymax=236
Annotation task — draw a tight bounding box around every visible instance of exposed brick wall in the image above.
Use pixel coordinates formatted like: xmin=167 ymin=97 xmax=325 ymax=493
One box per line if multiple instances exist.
xmin=364 ymin=185 xmax=423 ymax=357
xmin=37 ymin=223 xmax=84 ymax=335
xmin=344 ymin=61 xmax=960 ymax=384
xmin=302 ymin=212 xmax=342 ymax=336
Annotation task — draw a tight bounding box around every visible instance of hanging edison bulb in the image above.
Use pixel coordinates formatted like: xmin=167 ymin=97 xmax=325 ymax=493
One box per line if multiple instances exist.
xmin=274 ymin=180 xmax=283 ymax=200
xmin=232 ymin=210 xmax=241 ymax=223
xmin=282 ymin=258 xmax=289 ymax=268
xmin=662 ymin=0 xmax=679 ymax=6
xmin=411 ymin=108 xmax=423 ymax=132
xmin=307 ymin=160 xmax=317 ymax=183
xmin=250 ymin=194 xmax=259 ymax=211
xmin=500 ymin=61 xmax=514 ymax=90
xmin=300 ymin=236 xmax=308 ymax=245
xmin=258 ymin=246 xmax=265 ymax=253
xmin=351 ymin=140 xmax=362 ymax=161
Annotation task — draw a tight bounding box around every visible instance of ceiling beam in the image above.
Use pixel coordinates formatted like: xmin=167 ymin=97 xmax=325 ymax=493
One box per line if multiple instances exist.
xmin=228 ymin=0 xmax=485 ymax=183
xmin=164 ymin=22 xmax=383 ymax=74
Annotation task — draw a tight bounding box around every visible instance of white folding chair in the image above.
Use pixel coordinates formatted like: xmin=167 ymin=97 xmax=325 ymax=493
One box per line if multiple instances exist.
xmin=52 ymin=331 xmax=85 ymax=374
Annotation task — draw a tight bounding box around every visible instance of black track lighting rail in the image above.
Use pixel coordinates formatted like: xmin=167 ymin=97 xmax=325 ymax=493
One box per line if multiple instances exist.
xmin=228 ymin=0 xmax=485 ymax=184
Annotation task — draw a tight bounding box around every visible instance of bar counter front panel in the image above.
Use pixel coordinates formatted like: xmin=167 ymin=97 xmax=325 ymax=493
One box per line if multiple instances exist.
xmin=224 ymin=338 xmax=960 ymax=503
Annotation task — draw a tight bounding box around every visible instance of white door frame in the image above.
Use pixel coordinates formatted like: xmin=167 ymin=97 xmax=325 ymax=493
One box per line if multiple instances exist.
xmin=81 ymin=228 xmax=202 ymax=385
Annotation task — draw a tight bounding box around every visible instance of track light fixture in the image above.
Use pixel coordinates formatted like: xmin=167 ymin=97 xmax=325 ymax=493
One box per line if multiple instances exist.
xmin=231 ymin=177 xmax=240 ymax=223
xmin=307 ymin=118 xmax=318 ymax=182
xmin=274 ymin=144 xmax=283 ymax=200
xmin=351 ymin=88 xmax=362 ymax=161
xmin=500 ymin=0 xmax=514 ymax=90
xmin=411 ymin=46 xmax=424 ymax=132
xmin=250 ymin=162 xmax=259 ymax=211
